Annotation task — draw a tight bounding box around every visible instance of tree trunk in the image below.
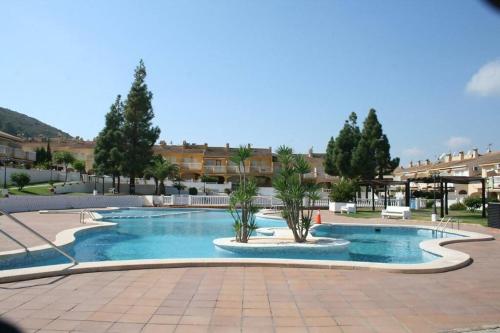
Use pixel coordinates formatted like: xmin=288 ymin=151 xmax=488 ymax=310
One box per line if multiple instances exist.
xmin=112 ymin=175 xmax=116 ymax=189
xmin=129 ymin=174 xmax=135 ymax=194
xmin=117 ymin=175 xmax=121 ymax=193
xmin=64 ymin=164 xmax=68 ymax=185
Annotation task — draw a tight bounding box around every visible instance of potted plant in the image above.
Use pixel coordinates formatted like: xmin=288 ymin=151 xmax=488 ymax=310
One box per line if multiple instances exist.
xmin=329 ymin=178 xmax=357 ymax=212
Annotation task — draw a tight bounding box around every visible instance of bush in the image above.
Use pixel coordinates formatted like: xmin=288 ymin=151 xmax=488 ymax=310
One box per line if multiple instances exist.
xmin=425 ymin=200 xmax=435 ymax=209
xmin=463 ymin=196 xmax=482 ymax=211
xmin=449 ymin=202 xmax=466 ymax=211
xmin=188 ymin=187 xmax=198 ymax=195
xmin=329 ymin=178 xmax=357 ymax=202
xmin=10 ymin=172 xmax=31 ymax=190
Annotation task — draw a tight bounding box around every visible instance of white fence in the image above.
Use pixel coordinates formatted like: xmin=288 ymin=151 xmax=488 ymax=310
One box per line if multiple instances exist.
xmin=161 ymin=195 xmax=330 ymax=208
xmin=355 ymin=198 xmax=404 ymax=208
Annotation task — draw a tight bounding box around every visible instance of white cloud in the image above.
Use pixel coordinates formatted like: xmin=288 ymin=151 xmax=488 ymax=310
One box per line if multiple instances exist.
xmin=466 ymin=59 xmax=500 ymax=97
xmin=402 ymin=147 xmax=424 ymax=157
xmin=445 ymin=136 xmax=471 ymax=149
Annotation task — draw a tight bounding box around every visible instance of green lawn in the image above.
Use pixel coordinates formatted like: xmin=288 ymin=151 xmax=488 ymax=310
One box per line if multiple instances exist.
xmin=348 ymin=208 xmax=487 ymax=226
xmin=7 ymin=184 xmax=54 ymax=195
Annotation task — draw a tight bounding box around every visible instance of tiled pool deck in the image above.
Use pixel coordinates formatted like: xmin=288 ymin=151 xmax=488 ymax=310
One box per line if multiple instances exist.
xmin=0 ymin=210 xmax=499 ymax=332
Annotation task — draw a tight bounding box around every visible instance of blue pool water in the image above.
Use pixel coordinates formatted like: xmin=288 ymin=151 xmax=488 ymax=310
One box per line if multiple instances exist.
xmin=0 ymin=208 xmax=461 ymax=270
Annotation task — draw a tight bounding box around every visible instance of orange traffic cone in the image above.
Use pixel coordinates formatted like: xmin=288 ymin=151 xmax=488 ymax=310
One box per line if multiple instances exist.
xmin=315 ymin=210 xmax=322 ymax=224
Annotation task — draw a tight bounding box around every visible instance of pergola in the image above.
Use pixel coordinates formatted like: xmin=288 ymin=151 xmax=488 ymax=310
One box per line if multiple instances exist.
xmin=357 ymin=179 xmax=408 ymax=211
xmin=358 ymin=176 xmax=487 ymax=218
xmin=406 ymin=176 xmax=486 ymax=218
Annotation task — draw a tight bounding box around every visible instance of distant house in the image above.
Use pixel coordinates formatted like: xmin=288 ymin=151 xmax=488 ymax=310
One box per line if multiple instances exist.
xmin=393 ymin=149 xmax=500 ymax=200
xmin=0 ymin=130 xmax=36 ymax=164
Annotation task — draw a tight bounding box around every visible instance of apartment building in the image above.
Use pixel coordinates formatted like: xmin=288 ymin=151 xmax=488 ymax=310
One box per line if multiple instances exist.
xmin=393 ymin=149 xmax=500 ymax=199
xmin=0 ymin=130 xmax=36 ymax=164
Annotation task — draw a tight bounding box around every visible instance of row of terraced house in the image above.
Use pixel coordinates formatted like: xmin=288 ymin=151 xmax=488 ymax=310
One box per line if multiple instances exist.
xmin=20 ymin=138 xmax=334 ymax=187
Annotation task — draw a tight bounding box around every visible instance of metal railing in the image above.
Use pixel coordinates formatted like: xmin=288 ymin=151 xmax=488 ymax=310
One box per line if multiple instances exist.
xmin=0 ymin=209 xmax=78 ymax=264
xmin=434 ymin=216 xmax=460 ymax=236
xmin=79 ymin=209 xmax=96 ymax=224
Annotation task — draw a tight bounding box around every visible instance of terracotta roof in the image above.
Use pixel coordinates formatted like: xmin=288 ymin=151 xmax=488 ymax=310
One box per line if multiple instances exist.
xmin=0 ymin=130 xmax=22 ymax=142
xmin=477 ymin=151 xmax=500 ymax=166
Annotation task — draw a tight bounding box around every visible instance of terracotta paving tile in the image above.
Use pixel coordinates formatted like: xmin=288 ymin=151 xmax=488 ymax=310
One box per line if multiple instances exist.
xmin=179 ymin=315 xmax=212 ymax=325
xmin=107 ymin=322 xmax=145 ymax=333
xmin=43 ymin=319 xmax=81 ymax=331
xmin=155 ymin=306 xmax=185 ymax=315
xmin=210 ymin=315 xmax=242 ymax=326
xmin=148 ymin=314 xmax=181 ymax=325
xmin=141 ymin=323 xmax=176 ymax=333
xmin=16 ymin=317 xmax=53 ymax=330
xmin=87 ymin=311 xmax=123 ymax=322
xmin=272 ymin=316 xmax=305 ymax=327
xmin=175 ymin=324 xmax=211 ymax=332
xmin=117 ymin=312 xmax=152 ymax=323
xmin=73 ymin=320 xmax=113 ymax=332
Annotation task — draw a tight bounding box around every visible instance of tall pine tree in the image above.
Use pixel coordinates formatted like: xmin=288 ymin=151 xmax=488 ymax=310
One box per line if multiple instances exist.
xmin=351 ymin=109 xmax=399 ymax=179
xmin=122 ymin=60 xmax=160 ymax=194
xmin=94 ymin=95 xmax=125 ymax=190
xmin=328 ymin=112 xmax=360 ymax=178
xmin=323 ymin=136 xmax=337 ymax=176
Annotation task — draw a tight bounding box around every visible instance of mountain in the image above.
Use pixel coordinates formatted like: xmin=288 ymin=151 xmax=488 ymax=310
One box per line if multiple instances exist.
xmin=0 ymin=107 xmax=72 ymax=139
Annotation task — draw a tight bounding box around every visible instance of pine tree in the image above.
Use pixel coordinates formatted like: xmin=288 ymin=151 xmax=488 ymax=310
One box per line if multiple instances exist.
xmin=122 ymin=60 xmax=160 ymax=194
xmin=46 ymin=138 xmax=52 ymax=166
xmin=351 ymin=109 xmax=399 ymax=180
xmin=94 ymin=95 xmax=125 ymax=190
xmin=331 ymin=112 xmax=360 ymax=178
xmin=323 ymin=136 xmax=337 ymax=176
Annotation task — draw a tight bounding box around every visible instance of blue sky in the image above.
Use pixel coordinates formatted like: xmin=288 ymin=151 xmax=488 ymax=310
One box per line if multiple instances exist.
xmin=1 ymin=0 xmax=500 ymax=165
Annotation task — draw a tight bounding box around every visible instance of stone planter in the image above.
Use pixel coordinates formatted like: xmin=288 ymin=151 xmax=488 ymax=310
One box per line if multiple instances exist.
xmin=329 ymin=201 xmax=347 ymax=213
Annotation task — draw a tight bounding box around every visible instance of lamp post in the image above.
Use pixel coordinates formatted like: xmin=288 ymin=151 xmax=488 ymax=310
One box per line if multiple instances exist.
xmin=3 ymin=158 xmax=9 ymax=189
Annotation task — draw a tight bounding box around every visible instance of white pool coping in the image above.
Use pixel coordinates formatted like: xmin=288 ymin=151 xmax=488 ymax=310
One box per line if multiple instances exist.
xmin=0 ymin=208 xmax=495 ymax=283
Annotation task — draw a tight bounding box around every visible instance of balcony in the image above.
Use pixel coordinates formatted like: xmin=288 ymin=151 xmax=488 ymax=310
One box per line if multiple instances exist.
xmin=250 ymin=166 xmax=273 ymax=174
xmin=204 ymin=165 xmax=227 ymax=174
xmin=0 ymin=145 xmax=12 ymax=157
xmin=0 ymin=145 xmax=36 ymax=161
xmin=180 ymin=162 xmax=202 ymax=171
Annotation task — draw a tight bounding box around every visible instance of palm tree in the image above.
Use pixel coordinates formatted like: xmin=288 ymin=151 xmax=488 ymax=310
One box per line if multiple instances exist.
xmin=145 ymin=157 xmax=179 ymax=195
xmin=228 ymin=145 xmax=258 ymax=243
xmin=273 ymin=146 xmax=320 ymax=243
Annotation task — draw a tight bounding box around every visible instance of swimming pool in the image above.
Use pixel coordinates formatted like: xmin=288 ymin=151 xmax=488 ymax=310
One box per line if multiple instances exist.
xmin=0 ymin=208 xmax=462 ymax=270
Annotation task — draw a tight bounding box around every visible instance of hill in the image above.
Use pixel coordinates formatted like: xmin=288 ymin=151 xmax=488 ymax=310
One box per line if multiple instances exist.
xmin=0 ymin=107 xmax=72 ymax=139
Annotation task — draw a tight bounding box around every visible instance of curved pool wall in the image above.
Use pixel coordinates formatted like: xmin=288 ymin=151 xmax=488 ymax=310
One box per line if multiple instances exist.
xmin=0 ymin=208 xmax=495 ymax=282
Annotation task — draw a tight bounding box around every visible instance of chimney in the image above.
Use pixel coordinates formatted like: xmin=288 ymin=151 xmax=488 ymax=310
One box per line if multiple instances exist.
xmin=445 ymin=153 xmax=452 ymax=162
xmin=472 ymin=148 xmax=478 ymax=158
xmin=204 ymin=143 xmax=208 ymax=148
xmin=225 ymin=143 xmax=229 ymax=150
xmin=308 ymin=147 xmax=313 ymax=158
xmin=426 ymin=159 xmax=431 ymax=165
xmin=417 ymin=160 xmax=422 ymax=166
xmin=247 ymin=143 xmax=251 ymax=149
xmin=458 ymin=151 xmax=464 ymax=160
xmin=409 ymin=161 xmax=413 ymax=168
xmin=269 ymin=147 xmax=272 ymax=153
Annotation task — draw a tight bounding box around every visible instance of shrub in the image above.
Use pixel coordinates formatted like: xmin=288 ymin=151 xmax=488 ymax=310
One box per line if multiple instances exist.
xmin=10 ymin=172 xmax=31 ymax=190
xmin=449 ymin=202 xmax=466 ymax=211
xmin=329 ymin=178 xmax=357 ymax=202
xmin=463 ymin=196 xmax=482 ymax=211
xmin=188 ymin=187 xmax=198 ymax=195
xmin=425 ymin=200 xmax=435 ymax=209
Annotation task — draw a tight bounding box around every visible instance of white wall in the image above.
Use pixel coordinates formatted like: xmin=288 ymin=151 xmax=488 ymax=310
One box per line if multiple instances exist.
xmin=0 ymin=195 xmax=145 ymax=213
xmin=0 ymin=167 xmax=80 ymax=186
